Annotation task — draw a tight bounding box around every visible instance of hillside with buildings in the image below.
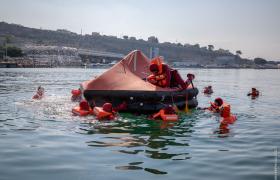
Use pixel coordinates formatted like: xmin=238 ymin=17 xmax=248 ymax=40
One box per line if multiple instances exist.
xmin=0 ymin=21 xmax=278 ymax=68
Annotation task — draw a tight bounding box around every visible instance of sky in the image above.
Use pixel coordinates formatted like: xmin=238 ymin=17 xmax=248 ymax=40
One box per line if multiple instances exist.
xmin=0 ymin=0 xmax=279 ymax=60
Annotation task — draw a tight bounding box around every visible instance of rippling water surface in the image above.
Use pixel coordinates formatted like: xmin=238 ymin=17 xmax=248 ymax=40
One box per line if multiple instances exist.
xmin=0 ymin=68 xmax=279 ymax=180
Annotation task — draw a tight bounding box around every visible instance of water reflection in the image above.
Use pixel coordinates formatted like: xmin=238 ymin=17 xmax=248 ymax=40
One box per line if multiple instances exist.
xmin=80 ymin=113 xmax=197 ymax=174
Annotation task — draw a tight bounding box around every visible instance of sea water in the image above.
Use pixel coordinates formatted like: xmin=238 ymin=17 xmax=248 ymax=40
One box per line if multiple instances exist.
xmin=0 ymin=68 xmax=279 ymax=180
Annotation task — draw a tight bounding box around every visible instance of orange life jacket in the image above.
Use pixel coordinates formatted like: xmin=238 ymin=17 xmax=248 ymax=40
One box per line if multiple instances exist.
xmin=93 ymin=107 xmax=115 ymax=120
xmin=219 ymin=102 xmax=237 ymax=124
xmin=153 ymin=109 xmax=178 ymax=121
xmin=251 ymin=91 xmax=259 ymax=97
xmin=149 ymin=57 xmax=169 ymax=87
xmin=32 ymin=92 xmax=43 ymax=100
xmin=207 ymin=102 xmax=219 ymax=112
xmin=203 ymin=87 xmax=213 ymax=94
xmin=150 ymin=57 xmax=163 ymax=74
xmin=220 ymin=102 xmax=231 ymax=118
xmin=71 ymin=89 xmax=81 ymax=96
xmin=72 ymin=106 xmax=93 ymax=116
xmin=221 ymin=115 xmax=237 ymax=124
xmin=147 ymin=74 xmax=167 ymax=87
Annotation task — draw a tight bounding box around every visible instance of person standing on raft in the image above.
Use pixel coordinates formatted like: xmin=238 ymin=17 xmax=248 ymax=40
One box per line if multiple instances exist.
xmin=147 ymin=57 xmax=186 ymax=90
xmin=185 ymin=73 xmax=195 ymax=88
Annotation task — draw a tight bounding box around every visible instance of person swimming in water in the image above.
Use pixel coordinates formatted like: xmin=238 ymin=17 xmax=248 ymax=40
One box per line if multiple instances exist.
xmin=247 ymin=88 xmax=259 ymax=98
xmin=71 ymin=88 xmax=82 ymax=102
xmin=203 ymin=85 xmax=213 ymax=94
xmin=32 ymin=86 xmax=45 ymax=100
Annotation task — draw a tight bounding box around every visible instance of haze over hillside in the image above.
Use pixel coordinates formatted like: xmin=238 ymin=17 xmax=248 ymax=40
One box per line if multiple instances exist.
xmin=1 ymin=21 xmax=255 ymax=65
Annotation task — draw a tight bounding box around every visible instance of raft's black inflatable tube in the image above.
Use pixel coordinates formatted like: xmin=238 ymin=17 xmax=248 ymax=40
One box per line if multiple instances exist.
xmin=124 ymin=98 xmax=198 ymax=112
xmin=83 ymin=88 xmax=198 ymax=113
xmin=84 ymin=88 xmax=198 ymax=101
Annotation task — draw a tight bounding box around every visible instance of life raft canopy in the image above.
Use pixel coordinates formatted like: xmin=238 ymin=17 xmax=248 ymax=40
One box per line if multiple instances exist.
xmin=82 ymin=50 xmax=178 ymax=91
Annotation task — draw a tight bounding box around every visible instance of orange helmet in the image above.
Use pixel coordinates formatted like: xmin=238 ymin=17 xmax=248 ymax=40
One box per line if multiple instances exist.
xmin=71 ymin=89 xmax=81 ymax=96
xmin=164 ymin=105 xmax=175 ymax=114
xmin=149 ymin=64 xmax=159 ymax=72
xmin=79 ymin=100 xmax=89 ymax=110
xmin=214 ymin=98 xmax=223 ymax=106
xmin=103 ymin=103 xmax=113 ymax=112
xmin=150 ymin=57 xmax=163 ymax=74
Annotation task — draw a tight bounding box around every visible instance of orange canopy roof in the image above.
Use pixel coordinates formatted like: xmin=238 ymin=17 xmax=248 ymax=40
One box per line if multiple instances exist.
xmin=82 ymin=50 xmax=176 ymax=91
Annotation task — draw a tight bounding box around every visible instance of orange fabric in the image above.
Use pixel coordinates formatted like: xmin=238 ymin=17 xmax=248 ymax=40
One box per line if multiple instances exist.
xmin=149 ymin=57 xmax=168 ymax=87
xmin=153 ymin=109 xmax=178 ymax=121
xmin=32 ymin=92 xmax=44 ymax=99
xmin=220 ymin=103 xmax=231 ymax=118
xmin=203 ymin=87 xmax=213 ymax=94
xmin=72 ymin=106 xmax=93 ymax=116
xmin=147 ymin=74 xmax=167 ymax=87
xmin=93 ymin=107 xmax=115 ymax=120
xmin=150 ymin=57 xmax=163 ymax=74
xmin=207 ymin=102 xmax=219 ymax=112
xmin=71 ymin=89 xmax=81 ymax=96
xmin=79 ymin=100 xmax=90 ymax=111
xmin=155 ymin=74 xmax=166 ymax=80
xmin=32 ymin=94 xmax=42 ymax=100
xmin=102 ymin=103 xmax=113 ymax=112
xmin=221 ymin=115 xmax=237 ymax=124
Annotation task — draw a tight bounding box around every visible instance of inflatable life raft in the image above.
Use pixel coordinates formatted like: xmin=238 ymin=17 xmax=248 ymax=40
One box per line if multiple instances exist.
xmin=81 ymin=50 xmax=198 ymax=113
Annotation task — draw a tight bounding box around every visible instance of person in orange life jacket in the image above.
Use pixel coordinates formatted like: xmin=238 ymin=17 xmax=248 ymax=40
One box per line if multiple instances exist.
xmin=94 ymin=103 xmax=116 ymax=121
xmin=247 ymin=88 xmax=259 ymax=97
xmin=147 ymin=57 xmax=186 ymax=89
xmin=152 ymin=105 xmax=178 ymax=121
xmin=203 ymin=97 xmax=223 ymax=113
xmin=71 ymin=89 xmax=82 ymax=102
xmin=203 ymin=85 xmax=213 ymax=94
xmin=185 ymin=73 xmax=195 ymax=88
xmin=32 ymin=86 xmax=45 ymax=99
xmin=203 ymin=98 xmax=236 ymax=134
xmin=79 ymin=100 xmax=91 ymax=111
xmin=206 ymin=98 xmax=235 ymax=121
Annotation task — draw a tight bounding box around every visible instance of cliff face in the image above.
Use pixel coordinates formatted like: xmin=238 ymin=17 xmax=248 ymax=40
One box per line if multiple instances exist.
xmin=0 ymin=21 xmax=243 ymax=64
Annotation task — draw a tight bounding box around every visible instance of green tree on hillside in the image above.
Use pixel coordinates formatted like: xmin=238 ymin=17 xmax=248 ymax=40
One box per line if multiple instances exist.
xmin=148 ymin=36 xmax=159 ymax=43
xmin=236 ymin=50 xmax=242 ymax=56
xmin=6 ymin=46 xmax=23 ymax=57
xmin=208 ymin=45 xmax=214 ymax=51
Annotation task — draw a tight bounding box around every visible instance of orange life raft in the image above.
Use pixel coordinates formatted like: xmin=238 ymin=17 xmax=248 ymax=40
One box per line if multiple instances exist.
xmin=81 ymin=50 xmax=198 ymax=113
